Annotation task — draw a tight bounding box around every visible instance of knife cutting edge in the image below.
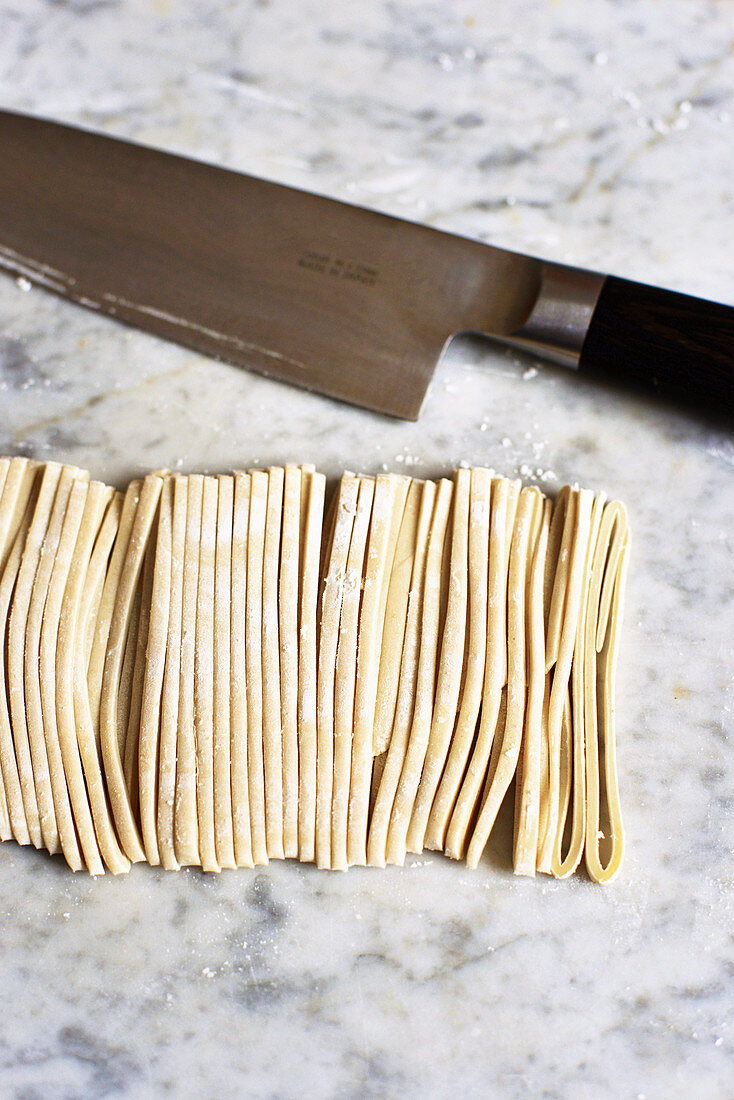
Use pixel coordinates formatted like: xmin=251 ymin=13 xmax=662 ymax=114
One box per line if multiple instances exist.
xmin=0 ymin=109 xmax=732 ymax=419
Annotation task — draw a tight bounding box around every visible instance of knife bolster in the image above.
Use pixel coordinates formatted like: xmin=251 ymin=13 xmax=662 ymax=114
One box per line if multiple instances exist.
xmin=494 ymin=262 xmax=606 ymax=370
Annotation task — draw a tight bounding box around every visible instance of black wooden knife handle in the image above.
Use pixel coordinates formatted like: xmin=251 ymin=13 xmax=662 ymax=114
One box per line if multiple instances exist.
xmin=579 ymin=276 xmax=734 ymax=413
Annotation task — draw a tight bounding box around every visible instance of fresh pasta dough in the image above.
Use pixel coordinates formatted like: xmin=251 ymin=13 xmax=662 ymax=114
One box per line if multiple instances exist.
xmin=0 ymin=456 xmax=629 ymax=885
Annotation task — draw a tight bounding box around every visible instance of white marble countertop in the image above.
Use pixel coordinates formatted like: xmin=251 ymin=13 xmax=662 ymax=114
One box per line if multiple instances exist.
xmin=1 ymin=2 xmax=732 ymax=1097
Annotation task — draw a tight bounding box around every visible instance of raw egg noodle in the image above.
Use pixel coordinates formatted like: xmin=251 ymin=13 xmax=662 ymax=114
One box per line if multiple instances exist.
xmin=0 ymin=458 xmax=629 ymax=883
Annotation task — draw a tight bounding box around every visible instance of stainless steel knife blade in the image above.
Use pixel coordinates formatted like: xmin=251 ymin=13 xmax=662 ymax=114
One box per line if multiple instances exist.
xmin=1 ymin=111 xmax=731 ymax=418
xmin=0 ymin=110 xmax=557 ymax=419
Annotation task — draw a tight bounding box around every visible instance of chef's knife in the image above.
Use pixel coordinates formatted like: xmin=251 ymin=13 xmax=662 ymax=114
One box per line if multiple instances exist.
xmin=0 ymin=110 xmax=732 ymax=419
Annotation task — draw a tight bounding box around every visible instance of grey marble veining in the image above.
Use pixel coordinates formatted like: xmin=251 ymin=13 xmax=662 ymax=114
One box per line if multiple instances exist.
xmin=0 ymin=2 xmax=732 ymax=1097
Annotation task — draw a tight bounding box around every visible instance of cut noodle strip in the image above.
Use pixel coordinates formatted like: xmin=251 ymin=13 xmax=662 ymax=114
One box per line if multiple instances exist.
xmin=279 ymin=465 xmax=301 ymax=860
xmin=245 ymin=470 xmax=268 ymax=866
xmin=195 ymin=476 xmax=219 ymax=873
xmin=332 ymin=476 xmax=374 ymax=871
xmin=0 ymin=485 xmax=36 ymax=847
xmin=139 ymin=477 xmax=172 ymax=866
xmin=262 ymin=467 xmax=285 ymax=861
xmin=513 ymin=498 xmax=551 ymax=876
xmin=231 ymin=473 xmax=253 ymax=868
xmin=157 ymin=476 xmax=187 ymax=871
xmin=296 ymin=467 xmax=325 ymax=864
xmin=213 ymin=475 xmax=236 ymax=869
xmin=316 ymin=473 xmax=358 ymax=869
xmin=585 ymin=502 xmax=629 ymax=884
